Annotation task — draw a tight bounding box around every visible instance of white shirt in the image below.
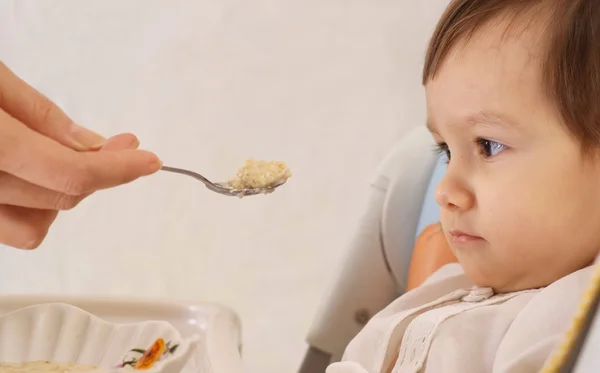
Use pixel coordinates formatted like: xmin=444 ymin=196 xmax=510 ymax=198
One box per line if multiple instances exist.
xmin=327 ymin=264 xmax=594 ymax=373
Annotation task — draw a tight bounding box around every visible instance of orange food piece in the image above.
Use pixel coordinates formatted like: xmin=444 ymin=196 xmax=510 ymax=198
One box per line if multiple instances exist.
xmin=135 ymin=338 xmax=167 ymax=370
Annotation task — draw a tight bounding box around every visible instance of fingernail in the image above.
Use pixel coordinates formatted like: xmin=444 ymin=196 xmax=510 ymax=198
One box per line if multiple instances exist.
xmin=69 ymin=124 xmax=107 ymax=150
xmin=128 ymin=136 xmax=140 ymax=149
xmin=147 ymin=156 xmax=163 ymax=174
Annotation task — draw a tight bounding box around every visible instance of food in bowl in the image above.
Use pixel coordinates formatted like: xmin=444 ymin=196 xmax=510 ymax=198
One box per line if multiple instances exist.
xmin=228 ymin=159 xmax=291 ymax=190
xmin=0 ymin=361 xmax=99 ymax=372
xmin=0 ymin=338 xmax=178 ymax=372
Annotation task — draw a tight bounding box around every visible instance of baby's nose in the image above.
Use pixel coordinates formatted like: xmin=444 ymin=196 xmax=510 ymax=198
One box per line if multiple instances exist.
xmin=434 ymin=174 xmax=475 ymax=211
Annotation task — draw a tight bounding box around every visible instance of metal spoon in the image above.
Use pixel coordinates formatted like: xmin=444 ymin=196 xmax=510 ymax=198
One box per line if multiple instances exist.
xmin=160 ymin=166 xmax=287 ymax=197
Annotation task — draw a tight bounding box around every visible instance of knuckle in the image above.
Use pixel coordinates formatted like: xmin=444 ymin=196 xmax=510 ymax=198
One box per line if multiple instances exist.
xmin=59 ymin=161 xmax=93 ymax=195
xmin=21 ymin=238 xmax=43 ymax=250
xmin=0 ymin=209 xmax=56 ymax=251
xmin=17 ymin=226 xmax=49 ymax=250
xmin=52 ymin=193 xmax=80 ymax=210
xmin=31 ymin=96 xmax=57 ymax=124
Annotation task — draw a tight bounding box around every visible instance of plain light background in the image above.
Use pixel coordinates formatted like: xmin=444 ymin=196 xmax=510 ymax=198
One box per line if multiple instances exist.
xmin=0 ymin=1 xmax=449 ymax=372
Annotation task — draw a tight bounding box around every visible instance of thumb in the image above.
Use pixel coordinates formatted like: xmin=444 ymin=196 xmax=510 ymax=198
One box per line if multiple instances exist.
xmin=0 ymin=61 xmax=106 ymax=150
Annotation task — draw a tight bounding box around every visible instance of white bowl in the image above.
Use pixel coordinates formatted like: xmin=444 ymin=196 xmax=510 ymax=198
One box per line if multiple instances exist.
xmin=0 ymin=303 xmax=200 ymax=373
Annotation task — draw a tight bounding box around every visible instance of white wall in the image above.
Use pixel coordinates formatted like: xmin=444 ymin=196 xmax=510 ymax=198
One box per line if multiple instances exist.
xmin=0 ymin=1 xmax=448 ymax=372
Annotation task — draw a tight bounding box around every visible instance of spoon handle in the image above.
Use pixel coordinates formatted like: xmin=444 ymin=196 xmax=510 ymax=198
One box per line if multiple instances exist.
xmin=161 ymin=166 xmax=216 ymax=188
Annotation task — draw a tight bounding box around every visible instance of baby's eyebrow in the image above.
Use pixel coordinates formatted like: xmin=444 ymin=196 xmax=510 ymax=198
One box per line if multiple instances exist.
xmin=426 ymin=110 xmax=520 ymax=133
xmin=465 ymin=111 xmax=519 ymax=129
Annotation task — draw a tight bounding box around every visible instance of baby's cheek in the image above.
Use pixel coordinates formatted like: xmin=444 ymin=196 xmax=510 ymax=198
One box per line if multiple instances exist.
xmin=478 ymin=191 xmax=531 ymax=235
xmin=477 ymin=189 xmax=544 ymax=258
xmin=486 ymin=186 xmax=588 ymax=287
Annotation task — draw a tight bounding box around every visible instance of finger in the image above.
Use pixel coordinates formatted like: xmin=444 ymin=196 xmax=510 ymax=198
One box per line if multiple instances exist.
xmin=0 ymin=135 xmax=145 ymax=210
xmin=0 ymin=172 xmax=87 ymax=210
xmin=0 ymin=205 xmax=57 ymax=250
xmin=101 ymin=133 xmax=140 ymax=151
xmin=0 ymin=109 xmax=161 ymax=195
xmin=70 ymin=133 xmax=142 ymax=204
xmin=0 ymin=61 xmax=106 ymax=150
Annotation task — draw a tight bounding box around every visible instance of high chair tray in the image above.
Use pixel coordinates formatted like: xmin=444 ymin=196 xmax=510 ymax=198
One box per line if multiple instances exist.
xmin=0 ymin=295 xmax=245 ymax=373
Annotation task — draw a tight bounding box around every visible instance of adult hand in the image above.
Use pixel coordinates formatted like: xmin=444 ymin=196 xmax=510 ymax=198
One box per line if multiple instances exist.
xmin=0 ymin=61 xmax=162 ymax=250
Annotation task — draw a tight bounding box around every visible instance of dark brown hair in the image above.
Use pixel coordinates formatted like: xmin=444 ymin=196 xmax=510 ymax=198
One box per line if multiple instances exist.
xmin=423 ymin=0 xmax=600 ymax=149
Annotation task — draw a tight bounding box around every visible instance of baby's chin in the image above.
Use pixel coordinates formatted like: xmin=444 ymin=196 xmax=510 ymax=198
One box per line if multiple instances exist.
xmin=458 ymin=261 xmax=531 ymax=294
xmin=459 ymin=261 xmax=567 ymax=294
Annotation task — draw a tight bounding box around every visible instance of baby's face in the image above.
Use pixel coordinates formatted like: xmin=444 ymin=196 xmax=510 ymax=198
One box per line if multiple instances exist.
xmin=425 ymin=22 xmax=600 ymax=292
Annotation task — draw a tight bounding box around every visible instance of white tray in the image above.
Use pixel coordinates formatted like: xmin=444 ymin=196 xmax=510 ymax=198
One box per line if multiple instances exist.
xmin=0 ymin=295 xmax=244 ymax=373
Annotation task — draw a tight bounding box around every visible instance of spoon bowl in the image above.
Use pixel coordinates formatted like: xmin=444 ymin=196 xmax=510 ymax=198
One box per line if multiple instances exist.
xmin=161 ymin=166 xmax=287 ymax=197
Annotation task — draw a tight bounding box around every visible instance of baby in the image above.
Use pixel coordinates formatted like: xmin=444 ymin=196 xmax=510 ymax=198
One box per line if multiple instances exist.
xmin=327 ymin=0 xmax=600 ymax=372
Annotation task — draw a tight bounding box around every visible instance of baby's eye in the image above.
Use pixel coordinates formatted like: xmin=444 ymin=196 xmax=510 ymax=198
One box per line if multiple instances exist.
xmin=477 ymin=138 xmax=506 ymax=158
xmin=434 ymin=143 xmax=451 ymax=163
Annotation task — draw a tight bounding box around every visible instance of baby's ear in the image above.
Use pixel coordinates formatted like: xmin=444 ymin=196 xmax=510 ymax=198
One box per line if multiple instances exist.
xmin=406 ymin=222 xmax=457 ymax=291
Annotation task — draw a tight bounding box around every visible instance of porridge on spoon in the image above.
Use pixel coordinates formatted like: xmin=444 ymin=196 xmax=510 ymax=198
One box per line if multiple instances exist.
xmin=228 ymin=159 xmax=291 ymax=190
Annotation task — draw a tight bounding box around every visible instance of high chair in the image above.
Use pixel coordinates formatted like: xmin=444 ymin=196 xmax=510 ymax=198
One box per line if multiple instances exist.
xmin=298 ymin=125 xmax=600 ymax=373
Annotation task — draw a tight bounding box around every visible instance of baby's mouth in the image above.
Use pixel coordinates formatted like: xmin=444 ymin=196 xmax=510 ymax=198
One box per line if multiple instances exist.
xmin=448 ymin=229 xmax=484 ymax=243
